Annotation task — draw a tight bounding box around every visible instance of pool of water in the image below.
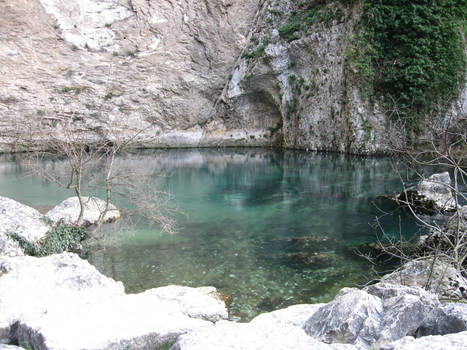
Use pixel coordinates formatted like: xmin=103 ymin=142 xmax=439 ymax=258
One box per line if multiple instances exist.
xmin=0 ymin=149 xmax=419 ymax=320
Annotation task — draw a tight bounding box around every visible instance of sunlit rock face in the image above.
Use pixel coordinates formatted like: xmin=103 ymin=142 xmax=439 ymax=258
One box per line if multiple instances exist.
xmin=0 ymin=0 xmax=465 ymax=153
xmin=0 ymin=253 xmax=228 ymax=349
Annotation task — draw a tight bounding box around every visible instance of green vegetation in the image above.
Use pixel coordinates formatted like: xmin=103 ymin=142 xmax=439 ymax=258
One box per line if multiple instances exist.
xmin=161 ymin=340 xmax=175 ymax=350
xmin=37 ymin=109 xmax=45 ymax=116
xmin=105 ymin=23 xmax=112 ymax=28
xmin=104 ymin=93 xmax=113 ymax=100
xmin=349 ymin=0 xmax=466 ymax=132
xmin=61 ymin=87 xmax=71 ymax=93
xmin=9 ymin=222 xmax=87 ymax=257
xmin=241 ymin=38 xmax=270 ymax=60
xmin=71 ymin=44 xmax=79 ymax=51
xmin=113 ymin=51 xmax=119 ymax=57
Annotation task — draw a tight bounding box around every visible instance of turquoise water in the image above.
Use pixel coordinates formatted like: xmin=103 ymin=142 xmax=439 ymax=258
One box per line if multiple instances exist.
xmin=0 ymin=149 xmax=419 ymax=320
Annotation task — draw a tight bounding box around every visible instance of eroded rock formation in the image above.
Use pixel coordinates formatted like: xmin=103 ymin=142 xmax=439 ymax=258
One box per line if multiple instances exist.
xmin=1 ymin=0 xmax=464 ymax=154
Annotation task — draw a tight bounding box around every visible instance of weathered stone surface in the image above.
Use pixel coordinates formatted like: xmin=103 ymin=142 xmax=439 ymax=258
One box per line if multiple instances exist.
xmin=171 ymin=305 xmax=361 ymax=350
xmin=46 ymin=196 xmax=120 ymax=226
xmin=380 ymin=331 xmax=467 ymax=350
xmin=396 ymin=172 xmax=456 ymax=214
xmin=1 ymin=0 xmax=464 ymax=154
xmin=304 ymin=288 xmax=384 ymax=347
xmin=416 ymin=303 xmax=467 ymax=336
xmin=0 ymin=253 xmax=227 ymax=349
xmin=0 ymin=346 xmax=26 ymax=350
xmin=0 ymin=196 xmax=51 ymax=257
xmin=380 ymin=259 xmax=467 ymax=301
xmin=304 ymin=283 xmax=440 ymax=348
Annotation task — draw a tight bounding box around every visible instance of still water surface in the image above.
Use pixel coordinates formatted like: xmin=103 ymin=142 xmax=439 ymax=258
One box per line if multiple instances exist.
xmin=0 ymin=149 xmax=418 ymax=320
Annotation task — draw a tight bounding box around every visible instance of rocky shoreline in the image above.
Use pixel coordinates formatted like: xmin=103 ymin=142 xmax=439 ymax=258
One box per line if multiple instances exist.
xmin=1 ymin=194 xmax=466 ymax=349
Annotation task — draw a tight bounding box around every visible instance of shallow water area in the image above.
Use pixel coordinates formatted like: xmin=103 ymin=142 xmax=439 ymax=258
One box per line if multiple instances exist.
xmin=0 ymin=149 xmax=419 ymax=321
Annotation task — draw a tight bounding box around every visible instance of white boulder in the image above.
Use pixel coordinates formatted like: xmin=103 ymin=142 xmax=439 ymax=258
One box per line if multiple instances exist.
xmin=0 ymin=253 xmax=228 ymax=349
xmin=46 ymin=196 xmax=120 ymax=226
xmin=380 ymin=331 xmax=467 ymax=350
xmin=172 ymin=304 xmax=361 ymax=350
xmin=0 ymin=196 xmax=52 ymax=257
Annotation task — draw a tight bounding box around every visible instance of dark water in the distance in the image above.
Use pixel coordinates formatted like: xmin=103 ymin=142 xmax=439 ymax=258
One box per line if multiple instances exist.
xmin=0 ymin=149 xmax=419 ymax=320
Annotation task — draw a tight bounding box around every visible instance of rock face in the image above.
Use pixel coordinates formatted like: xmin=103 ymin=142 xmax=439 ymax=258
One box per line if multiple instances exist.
xmin=0 ymin=196 xmax=51 ymax=257
xmin=0 ymin=0 xmax=464 ymax=154
xmin=380 ymin=259 xmax=467 ymax=301
xmin=46 ymin=196 xmax=121 ymax=226
xmin=0 ymin=253 xmax=228 ymax=349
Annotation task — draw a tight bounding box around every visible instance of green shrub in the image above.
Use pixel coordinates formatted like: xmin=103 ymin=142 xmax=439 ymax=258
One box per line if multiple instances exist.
xmin=9 ymin=223 xmax=87 ymax=257
xmin=279 ymin=19 xmax=302 ymax=41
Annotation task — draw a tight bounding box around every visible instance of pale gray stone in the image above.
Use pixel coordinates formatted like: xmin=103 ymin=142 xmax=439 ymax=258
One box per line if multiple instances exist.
xmin=416 ymin=172 xmax=456 ymax=211
xmin=46 ymin=196 xmax=120 ymax=226
xmin=379 ymin=331 xmax=467 ymax=350
xmin=0 ymin=196 xmax=51 ymax=257
xmin=304 ymin=283 xmax=440 ymax=348
xmin=416 ymin=303 xmax=467 ymax=336
xmin=304 ymin=288 xmax=384 ymax=347
xmin=380 ymin=259 xmax=467 ymax=300
xmin=171 ymin=320 xmax=362 ymax=350
xmin=0 ymin=345 xmax=27 ymax=350
xmin=0 ymin=253 xmax=228 ymax=349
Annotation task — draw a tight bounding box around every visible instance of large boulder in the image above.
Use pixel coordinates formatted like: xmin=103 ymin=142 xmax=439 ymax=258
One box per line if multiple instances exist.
xmin=396 ymin=172 xmax=456 ymax=214
xmin=171 ymin=305 xmax=361 ymax=350
xmin=0 ymin=253 xmax=227 ymax=349
xmin=0 ymin=196 xmax=51 ymax=257
xmin=416 ymin=303 xmax=467 ymax=336
xmin=380 ymin=259 xmax=467 ymax=300
xmin=46 ymin=196 xmax=121 ymax=226
xmin=304 ymin=283 xmax=440 ymax=348
xmin=380 ymin=331 xmax=467 ymax=350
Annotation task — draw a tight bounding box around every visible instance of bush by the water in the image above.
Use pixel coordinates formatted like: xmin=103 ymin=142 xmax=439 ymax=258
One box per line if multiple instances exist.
xmin=8 ymin=222 xmax=87 ymax=257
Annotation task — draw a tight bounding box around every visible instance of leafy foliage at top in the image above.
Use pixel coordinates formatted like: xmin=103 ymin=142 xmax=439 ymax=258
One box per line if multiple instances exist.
xmin=359 ymin=0 xmax=466 ymax=132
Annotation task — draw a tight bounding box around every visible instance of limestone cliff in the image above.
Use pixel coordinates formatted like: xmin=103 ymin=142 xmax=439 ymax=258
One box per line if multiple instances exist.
xmin=0 ymin=0 xmax=465 ymax=154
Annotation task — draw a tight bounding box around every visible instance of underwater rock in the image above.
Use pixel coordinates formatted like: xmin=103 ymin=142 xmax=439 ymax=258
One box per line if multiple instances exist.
xmin=46 ymin=196 xmax=121 ymax=227
xmin=0 ymin=196 xmax=52 ymax=257
xmin=280 ymin=235 xmax=339 ymax=252
xmin=380 ymin=259 xmax=467 ymax=301
xmin=0 ymin=253 xmax=227 ymax=349
xmin=395 ymin=172 xmax=456 ymax=215
xmin=285 ymin=251 xmax=335 ymax=267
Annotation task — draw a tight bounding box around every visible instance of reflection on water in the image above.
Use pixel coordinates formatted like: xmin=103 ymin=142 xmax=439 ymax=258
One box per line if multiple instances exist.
xmin=0 ymin=149 xmax=419 ymax=320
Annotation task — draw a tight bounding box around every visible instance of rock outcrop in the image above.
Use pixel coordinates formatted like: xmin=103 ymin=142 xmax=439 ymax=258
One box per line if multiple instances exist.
xmin=380 ymin=259 xmax=467 ymax=301
xmin=0 ymin=253 xmax=228 ymax=349
xmin=46 ymin=196 xmax=120 ymax=226
xmin=0 ymin=196 xmax=51 ymax=257
xmin=1 ymin=0 xmax=464 ymax=154
xmin=395 ymin=172 xmax=457 ymax=214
